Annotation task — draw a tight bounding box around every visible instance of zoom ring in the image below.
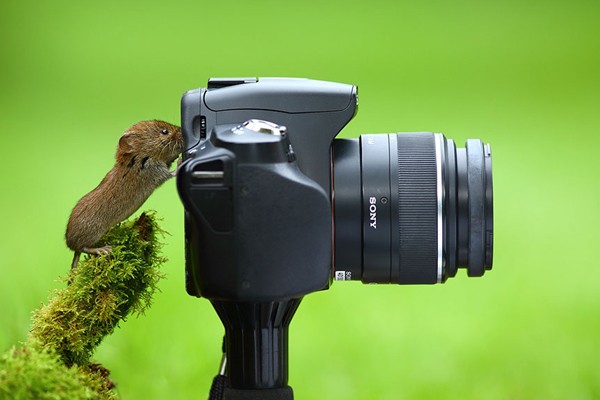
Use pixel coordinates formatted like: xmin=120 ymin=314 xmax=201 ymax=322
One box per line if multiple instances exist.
xmin=396 ymin=133 xmax=438 ymax=283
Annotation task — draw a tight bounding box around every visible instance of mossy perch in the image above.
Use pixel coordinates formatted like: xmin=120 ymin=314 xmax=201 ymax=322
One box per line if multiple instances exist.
xmin=0 ymin=212 xmax=166 ymax=399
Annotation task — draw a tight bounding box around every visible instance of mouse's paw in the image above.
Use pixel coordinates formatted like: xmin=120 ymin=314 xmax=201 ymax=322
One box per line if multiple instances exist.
xmin=82 ymin=246 xmax=113 ymax=256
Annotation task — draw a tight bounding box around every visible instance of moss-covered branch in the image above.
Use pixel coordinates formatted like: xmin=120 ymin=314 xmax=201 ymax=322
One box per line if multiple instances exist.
xmin=0 ymin=212 xmax=166 ymax=400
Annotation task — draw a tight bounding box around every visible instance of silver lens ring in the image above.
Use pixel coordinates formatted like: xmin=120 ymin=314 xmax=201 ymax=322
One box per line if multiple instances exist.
xmin=434 ymin=133 xmax=444 ymax=283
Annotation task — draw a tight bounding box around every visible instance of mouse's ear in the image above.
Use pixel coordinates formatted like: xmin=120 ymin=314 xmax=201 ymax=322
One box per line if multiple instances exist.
xmin=118 ymin=134 xmax=134 ymax=155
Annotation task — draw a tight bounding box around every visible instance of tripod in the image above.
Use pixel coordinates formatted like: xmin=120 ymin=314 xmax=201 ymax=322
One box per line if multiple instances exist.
xmin=207 ymin=299 xmax=300 ymax=400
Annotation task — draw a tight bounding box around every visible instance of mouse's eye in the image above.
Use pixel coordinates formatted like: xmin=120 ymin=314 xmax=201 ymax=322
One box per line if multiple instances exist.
xmin=160 ymin=129 xmax=169 ymax=135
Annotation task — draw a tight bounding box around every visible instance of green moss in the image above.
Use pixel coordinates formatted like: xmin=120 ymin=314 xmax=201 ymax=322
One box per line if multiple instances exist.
xmin=0 ymin=212 xmax=166 ymax=400
xmin=0 ymin=346 xmax=116 ymax=400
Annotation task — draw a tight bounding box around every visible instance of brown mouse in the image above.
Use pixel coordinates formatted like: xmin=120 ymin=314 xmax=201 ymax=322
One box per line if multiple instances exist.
xmin=66 ymin=120 xmax=183 ymax=269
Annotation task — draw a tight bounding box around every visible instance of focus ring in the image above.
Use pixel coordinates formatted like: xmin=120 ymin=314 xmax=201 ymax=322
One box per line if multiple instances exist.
xmin=396 ymin=133 xmax=438 ymax=284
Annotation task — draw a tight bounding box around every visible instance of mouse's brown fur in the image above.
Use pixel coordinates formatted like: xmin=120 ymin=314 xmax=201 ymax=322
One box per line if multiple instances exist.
xmin=66 ymin=120 xmax=183 ymax=269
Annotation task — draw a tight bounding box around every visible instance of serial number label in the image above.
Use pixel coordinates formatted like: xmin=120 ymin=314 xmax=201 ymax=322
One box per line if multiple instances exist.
xmin=335 ymin=271 xmax=352 ymax=281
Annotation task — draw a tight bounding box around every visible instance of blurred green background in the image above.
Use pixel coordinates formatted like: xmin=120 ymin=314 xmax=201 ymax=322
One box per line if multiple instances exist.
xmin=1 ymin=0 xmax=598 ymax=399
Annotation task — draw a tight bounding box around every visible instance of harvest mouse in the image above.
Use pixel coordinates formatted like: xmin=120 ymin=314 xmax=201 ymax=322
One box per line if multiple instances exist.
xmin=66 ymin=120 xmax=183 ymax=269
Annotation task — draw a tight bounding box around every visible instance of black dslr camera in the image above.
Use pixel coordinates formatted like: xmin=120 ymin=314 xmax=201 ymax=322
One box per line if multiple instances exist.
xmin=177 ymin=78 xmax=493 ymax=398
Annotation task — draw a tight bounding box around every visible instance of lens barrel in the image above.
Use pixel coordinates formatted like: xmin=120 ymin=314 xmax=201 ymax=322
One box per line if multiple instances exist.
xmin=332 ymin=132 xmax=493 ymax=284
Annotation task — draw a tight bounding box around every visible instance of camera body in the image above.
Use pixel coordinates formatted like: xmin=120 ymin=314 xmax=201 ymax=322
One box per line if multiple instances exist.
xmin=177 ymin=78 xmax=357 ymax=301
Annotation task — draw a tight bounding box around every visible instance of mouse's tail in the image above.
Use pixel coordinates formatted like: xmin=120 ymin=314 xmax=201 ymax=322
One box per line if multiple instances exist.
xmin=71 ymin=251 xmax=81 ymax=270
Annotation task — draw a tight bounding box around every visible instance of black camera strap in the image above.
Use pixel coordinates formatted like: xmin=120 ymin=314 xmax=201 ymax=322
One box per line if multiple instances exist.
xmin=208 ymin=374 xmax=228 ymax=400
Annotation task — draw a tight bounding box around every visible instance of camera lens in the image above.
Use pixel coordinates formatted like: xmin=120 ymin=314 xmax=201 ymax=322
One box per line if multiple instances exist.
xmin=332 ymin=133 xmax=493 ymax=284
